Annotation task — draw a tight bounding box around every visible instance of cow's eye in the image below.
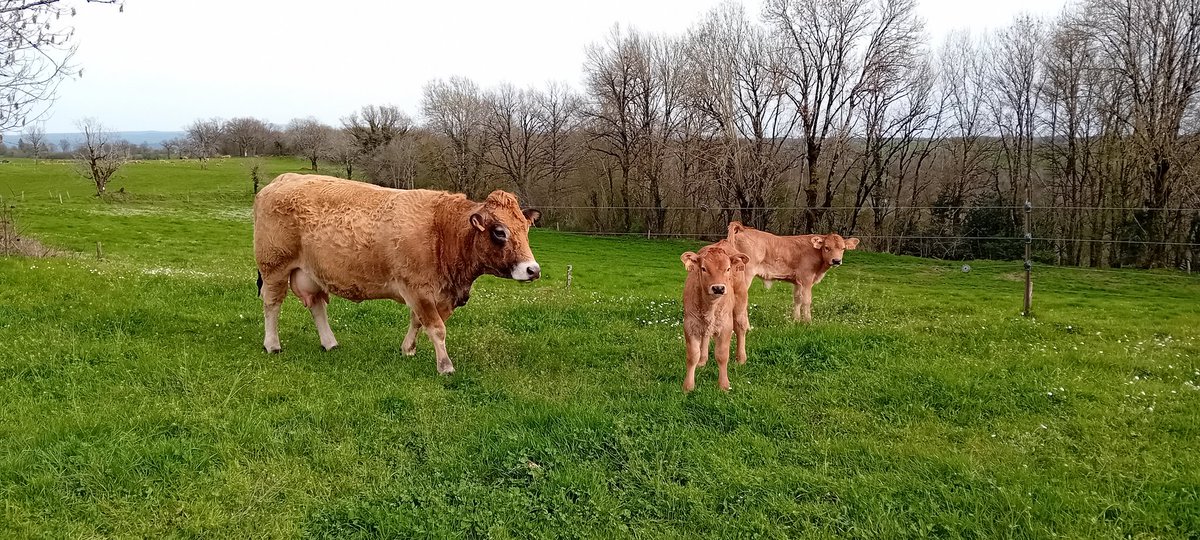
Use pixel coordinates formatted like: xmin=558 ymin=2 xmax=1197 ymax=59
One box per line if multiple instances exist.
xmin=700 ymin=266 xmax=708 ymax=273
xmin=491 ymin=227 xmax=509 ymax=244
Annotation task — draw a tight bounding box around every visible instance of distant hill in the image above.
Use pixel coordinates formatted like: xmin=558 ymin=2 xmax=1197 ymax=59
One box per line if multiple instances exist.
xmin=0 ymin=131 xmax=186 ymax=149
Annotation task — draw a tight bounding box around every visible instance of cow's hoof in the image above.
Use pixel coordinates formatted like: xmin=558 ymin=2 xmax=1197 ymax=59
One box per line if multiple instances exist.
xmin=402 ymin=347 xmax=417 ymax=357
xmin=737 ymin=358 xmax=746 ymax=365
xmin=322 ymin=343 xmax=339 ymax=352
xmin=437 ymin=366 xmax=456 ymax=376
xmin=264 ymin=346 xmax=282 ymax=354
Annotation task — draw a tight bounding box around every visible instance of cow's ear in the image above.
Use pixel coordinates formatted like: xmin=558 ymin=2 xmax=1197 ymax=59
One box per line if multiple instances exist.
xmin=730 ymin=253 xmax=750 ymax=270
xmin=845 ymin=238 xmax=860 ymax=250
xmin=681 ymin=252 xmax=699 ymax=271
xmin=523 ymin=208 xmax=541 ymax=226
xmin=810 ymin=236 xmax=825 ymax=249
xmin=469 ymin=212 xmax=488 ymax=232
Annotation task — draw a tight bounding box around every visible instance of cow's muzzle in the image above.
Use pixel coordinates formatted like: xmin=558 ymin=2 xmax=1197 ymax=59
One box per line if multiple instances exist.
xmin=511 ymin=261 xmax=541 ymax=281
xmin=831 ymin=259 xmax=842 ymax=266
xmin=710 ymin=284 xmax=726 ymax=295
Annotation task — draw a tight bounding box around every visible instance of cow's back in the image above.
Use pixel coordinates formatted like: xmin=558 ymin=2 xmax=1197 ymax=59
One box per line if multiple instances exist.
xmin=728 ymin=226 xmax=794 ymax=281
xmin=253 ymin=173 xmax=466 ymax=301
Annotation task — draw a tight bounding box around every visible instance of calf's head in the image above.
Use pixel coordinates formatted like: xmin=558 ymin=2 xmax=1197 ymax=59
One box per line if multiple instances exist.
xmin=809 ymin=233 xmax=860 ymax=267
xmin=681 ymin=244 xmax=749 ymax=297
xmin=469 ymin=190 xmax=542 ymax=281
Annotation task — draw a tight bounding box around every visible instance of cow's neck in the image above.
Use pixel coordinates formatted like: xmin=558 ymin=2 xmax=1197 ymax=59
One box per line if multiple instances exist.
xmin=434 ymin=208 xmax=487 ymax=300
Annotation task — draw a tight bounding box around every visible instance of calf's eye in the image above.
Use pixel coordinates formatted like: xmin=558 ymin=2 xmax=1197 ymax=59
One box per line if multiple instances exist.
xmin=491 ymin=227 xmax=509 ymax=243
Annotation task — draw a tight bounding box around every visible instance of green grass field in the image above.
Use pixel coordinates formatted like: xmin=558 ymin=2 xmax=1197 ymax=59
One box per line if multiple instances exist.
xmin=1 ymin=157 xmax=1198 ymax=538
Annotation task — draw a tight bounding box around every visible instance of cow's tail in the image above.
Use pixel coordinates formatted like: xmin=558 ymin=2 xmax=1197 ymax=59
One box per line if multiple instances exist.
xmin=727 ymin=221 xmax=745 ymax=238
xmin=256 ymin=271 xmax=263 ymax=297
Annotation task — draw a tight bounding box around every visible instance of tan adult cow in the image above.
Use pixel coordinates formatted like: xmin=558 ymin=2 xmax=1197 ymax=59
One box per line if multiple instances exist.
xmin=726 ymin=221 xmax=858 ymax=323
xmin=253 ymin=173 xmax=541 ymax=374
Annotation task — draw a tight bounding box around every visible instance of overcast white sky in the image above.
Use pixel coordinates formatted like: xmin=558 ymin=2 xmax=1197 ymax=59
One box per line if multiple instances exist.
xmin=40 ymin=0 xmax=1068 ymax=133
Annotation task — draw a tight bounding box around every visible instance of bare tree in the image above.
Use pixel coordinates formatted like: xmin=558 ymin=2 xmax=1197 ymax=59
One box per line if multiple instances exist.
xmin=1082 ymin=0 xmax=1200 ymax=267
xmin=688 ymin=3 xmax=803 ymax=230
xmin=765 ymin=0 xmax=924 ymax=231
xmin=0 ymin=1 xmax=121 ymax=132
xmin=184 ymin=118 xmax=223 ymax=168
xmin=58 ymin=137 xmax=71 ymax=154
xmin=582 ymin=24 xmax=650 ymax=230
xmin=23 ymin=124 xmax=46 ymax=163
xmin=286 ymin=117 xmax=332 ymax=171
xmin=325 ymin=130 xmax=359 ymax=180
xmin=342 ymin=104 xmax=411 ymax=156
xmin=422 ymin=77 xmax=490 ymax=198
xmin=534 ymin=81 xmax=584 ymax=209
xmin=160 ymin=137 xmax=180 ymax=160
xmin=482 ymin=83 xmax=543 ymax=203
xmin=223 ymin=117 xmax=270 ymax=157
xmin=73 ymin=117 xmax=125 ymax=196
xmin=987 ymin=15 xmax=1045 ymax=233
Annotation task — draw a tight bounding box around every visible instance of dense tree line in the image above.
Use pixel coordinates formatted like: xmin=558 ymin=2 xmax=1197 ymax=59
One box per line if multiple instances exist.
xmin=272 ymin=0 xmax=1193 ymax=269
xmin=10 ymin=0 xmax=1195 ymax=268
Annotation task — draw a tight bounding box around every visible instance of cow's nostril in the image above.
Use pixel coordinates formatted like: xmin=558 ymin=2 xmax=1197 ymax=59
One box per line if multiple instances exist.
xmin=528 ymin=264 xmax=540 ymax=276
xmin=712 ymin=285 xmax=725 ymax=294
xmin=832 ymin=259 xmax=842 ymax=265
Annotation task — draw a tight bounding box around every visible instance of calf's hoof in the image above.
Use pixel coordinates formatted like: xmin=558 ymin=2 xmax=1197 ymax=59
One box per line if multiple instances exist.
xmin=402 ymin=346 xmax=417 ymax=357
xmin=437 ymin=363 xmax=456 ymax=375
xmin=264 ymin=346 xmax=282 ymax=354
xmin=321 ymin=343 xmax=339 ymax=352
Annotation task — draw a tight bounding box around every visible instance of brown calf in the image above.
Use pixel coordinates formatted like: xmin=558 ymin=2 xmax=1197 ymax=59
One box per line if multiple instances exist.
xmin=726 ymin=221 xmax=858 ymax=322
xmin=680 ymin=240 xmax=750 ymax=393
xmin=253 ymin=173 xmax=540 ymax=374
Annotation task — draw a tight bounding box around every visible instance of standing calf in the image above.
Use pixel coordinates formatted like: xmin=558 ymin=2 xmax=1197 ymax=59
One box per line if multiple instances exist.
xmin=680 ymin=240 xmax=750 ymax=393
xmin=727 ymin=222 xmax=858 ymax=322
xmin=253 ymin=173 xmax=541 ymax=374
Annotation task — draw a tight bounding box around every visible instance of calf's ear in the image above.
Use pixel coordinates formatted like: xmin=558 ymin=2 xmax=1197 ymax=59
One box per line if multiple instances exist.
xmin=681 ymin=252 xmax=699 ymax=271
xmin=469 ymin=212 xmax=488 ymax=232
xmin=523 ymin=208 xmax=542 ymax=226
xmin=730 ymin=253 xmax=750 ymax=271
xmin=845 ymin=238 xmax=860 ymax=250
xmin=810 ymin=236 xmax=825 ymax=249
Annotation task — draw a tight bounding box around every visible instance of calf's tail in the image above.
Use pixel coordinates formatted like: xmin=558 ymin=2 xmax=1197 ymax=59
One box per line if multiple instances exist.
xmin=256 ymin=271 xmax=263 ymax=297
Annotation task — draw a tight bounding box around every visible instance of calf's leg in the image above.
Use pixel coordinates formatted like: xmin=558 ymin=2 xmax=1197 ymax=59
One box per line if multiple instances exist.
xmin=716 ymin=329 xmax=733 ymax=391
xmin=792 ymin=282 xmax=814 ymax=323
xmin=683 ymin=334 xmax=702 ymax=393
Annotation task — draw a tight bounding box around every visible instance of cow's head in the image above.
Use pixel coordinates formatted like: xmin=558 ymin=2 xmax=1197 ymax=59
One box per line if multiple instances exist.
xmin=681 ymin=243 xmax=748 ymax=297
xmin=808 ymin=233 xmax=859 ymax=267
xmin=469 ymin=190 xmax=541 ymax=281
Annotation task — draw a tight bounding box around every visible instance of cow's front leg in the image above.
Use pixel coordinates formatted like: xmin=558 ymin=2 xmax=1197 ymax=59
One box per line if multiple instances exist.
xmin=401 ymin=314 xmax=421 ymax=356
xmin=683 ymin=334 xmax=702 ymax=393
xmin=715 ymin=328 xmax=733 ymax=391
xmin=415 ymin=301 xmax=454 ymax=374
xmin=792 ymin=282 xmax=813 ymax=323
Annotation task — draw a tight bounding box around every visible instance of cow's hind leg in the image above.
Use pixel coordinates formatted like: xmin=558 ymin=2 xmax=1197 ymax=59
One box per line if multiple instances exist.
xmin=291 ymin=269 xmax=338 ymax=351
xmin=260 ymin=270 xmax=289 ymax=353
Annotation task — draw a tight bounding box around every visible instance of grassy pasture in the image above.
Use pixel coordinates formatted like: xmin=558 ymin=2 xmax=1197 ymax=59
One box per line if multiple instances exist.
xmin=0 ymin=157 xmax=1198 ymax=538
